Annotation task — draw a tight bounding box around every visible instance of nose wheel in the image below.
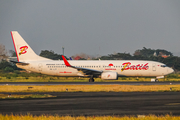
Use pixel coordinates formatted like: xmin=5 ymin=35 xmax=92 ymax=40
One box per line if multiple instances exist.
xmin=155 ymin=79 xmax=159 ymax=82
xmin=89 ymin=77 xmax=94 ymax=82
xmin=151 ymin=78 xmax=159 ymax=82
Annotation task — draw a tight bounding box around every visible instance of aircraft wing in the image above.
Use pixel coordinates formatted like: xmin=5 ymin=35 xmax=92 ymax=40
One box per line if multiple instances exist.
xmin=74 ymin=67 xmax=102 ymax=76
xmin=61 ymin=55 xmax=102 ymax=77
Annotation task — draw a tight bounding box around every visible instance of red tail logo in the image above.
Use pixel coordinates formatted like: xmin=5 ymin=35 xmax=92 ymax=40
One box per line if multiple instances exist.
xmin=19 ymin=46 xmax=28 ymax=55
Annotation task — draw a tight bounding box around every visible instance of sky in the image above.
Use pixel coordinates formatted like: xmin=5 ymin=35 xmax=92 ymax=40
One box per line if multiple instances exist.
xmin=0 ymin=0 xmax=180 ymax=57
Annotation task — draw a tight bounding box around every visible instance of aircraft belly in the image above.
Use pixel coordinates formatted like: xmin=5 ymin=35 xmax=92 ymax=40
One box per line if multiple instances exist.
xmin=119 ymin=70 xmax=138 ymax=76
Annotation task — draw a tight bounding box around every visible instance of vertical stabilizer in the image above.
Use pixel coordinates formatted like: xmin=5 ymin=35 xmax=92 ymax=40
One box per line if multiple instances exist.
xmin=11 ymin=31 xmax=49 ymax=62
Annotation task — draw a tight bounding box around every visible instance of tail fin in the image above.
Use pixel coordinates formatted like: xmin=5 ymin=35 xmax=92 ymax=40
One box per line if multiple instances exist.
xmin=11 ymin=31 xmax=50 ymax=62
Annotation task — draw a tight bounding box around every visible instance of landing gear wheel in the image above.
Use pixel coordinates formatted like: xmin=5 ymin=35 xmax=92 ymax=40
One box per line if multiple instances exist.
xmin=155 ymin=79 xmax=159 ymax=82
xmin=89 ymin=78 xmax=94 ymax=82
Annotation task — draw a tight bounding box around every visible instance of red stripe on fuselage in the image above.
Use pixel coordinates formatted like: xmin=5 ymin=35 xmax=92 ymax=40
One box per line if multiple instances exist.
xmin=11 ymin=31 xmax=19 ymax=62
xmin=59 ymin=71 xmax=72 ymax=73
xmin=105 ymin=68 xmax=116 ymax=70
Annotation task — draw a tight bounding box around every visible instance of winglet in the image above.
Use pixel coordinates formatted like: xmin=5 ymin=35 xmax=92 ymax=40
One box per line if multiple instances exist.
xmin=62 ymin=55 xmax=71 ymax=67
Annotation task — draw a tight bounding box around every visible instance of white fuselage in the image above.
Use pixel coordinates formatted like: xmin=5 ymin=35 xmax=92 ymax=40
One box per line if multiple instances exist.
xmin=16 ymin=60 xmax=174 ymax=78
xmin=11 ymin=31 xmax=174 ymax=81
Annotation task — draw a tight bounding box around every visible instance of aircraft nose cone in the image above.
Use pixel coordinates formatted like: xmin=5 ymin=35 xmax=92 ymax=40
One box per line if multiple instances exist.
xmin=168 ymin=68 xmax=174 ymax=74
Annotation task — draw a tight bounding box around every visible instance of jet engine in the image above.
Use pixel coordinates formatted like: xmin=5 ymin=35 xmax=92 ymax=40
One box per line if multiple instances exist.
xmin=101 ymin=72 xmax=118 ymax=80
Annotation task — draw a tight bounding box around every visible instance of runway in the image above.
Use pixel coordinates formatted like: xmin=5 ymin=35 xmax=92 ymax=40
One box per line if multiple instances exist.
xmin=0 ymin=81 xmax=180 ymax=85
xmin=1 ymin=92 xmax=180 ymax=116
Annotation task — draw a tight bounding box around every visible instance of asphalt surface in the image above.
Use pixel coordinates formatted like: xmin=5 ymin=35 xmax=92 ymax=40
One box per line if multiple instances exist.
xmin=0 ymin=81 xmax=180 ymax=85
xmin=1 ymin=92 xmax=180 ymax=116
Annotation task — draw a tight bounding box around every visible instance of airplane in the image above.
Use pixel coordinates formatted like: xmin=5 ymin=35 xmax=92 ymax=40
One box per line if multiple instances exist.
xmin=10 ymin=31 xmax=174 ymax=82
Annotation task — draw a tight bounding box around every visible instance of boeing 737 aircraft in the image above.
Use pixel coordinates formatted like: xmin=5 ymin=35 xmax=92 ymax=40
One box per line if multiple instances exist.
xmin=11 ymin=31 xmax=174 ymax=82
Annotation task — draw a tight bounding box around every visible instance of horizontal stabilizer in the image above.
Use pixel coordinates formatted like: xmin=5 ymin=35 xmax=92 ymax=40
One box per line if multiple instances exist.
xmin=10 ymin=60 xmax=29 ymax=65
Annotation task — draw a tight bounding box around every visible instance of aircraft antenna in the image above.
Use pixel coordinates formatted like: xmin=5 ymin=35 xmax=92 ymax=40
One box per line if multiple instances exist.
xmin=62 ymin=47 xmax=64 ymax=55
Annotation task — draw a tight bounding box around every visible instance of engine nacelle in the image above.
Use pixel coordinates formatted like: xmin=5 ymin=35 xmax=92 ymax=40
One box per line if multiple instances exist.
xmin=101 ymin=72 xmax=118 ymax=80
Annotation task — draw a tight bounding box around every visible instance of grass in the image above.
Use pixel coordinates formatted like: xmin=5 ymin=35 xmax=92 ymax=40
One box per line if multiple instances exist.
xmin=0 ymin=84 xmax=180 ymax=92
xmin=0 ymin=94 xmax=56 ymax=99
xmin=0 ymin=114 xmax=179 ymax=120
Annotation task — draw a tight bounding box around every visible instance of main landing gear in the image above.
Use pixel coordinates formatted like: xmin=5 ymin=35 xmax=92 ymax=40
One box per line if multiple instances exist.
xmin=155 ymin=79 xmax=159 ymax=82
xmin=89 ymin=76 xmax=94 ymax=82
xmin=151 ymin=78 xmax=159 ymax=82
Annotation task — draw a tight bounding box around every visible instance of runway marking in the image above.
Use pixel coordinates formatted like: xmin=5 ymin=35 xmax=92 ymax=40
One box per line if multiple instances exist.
xmin=166 ymin=103 xmax=180 ymax=106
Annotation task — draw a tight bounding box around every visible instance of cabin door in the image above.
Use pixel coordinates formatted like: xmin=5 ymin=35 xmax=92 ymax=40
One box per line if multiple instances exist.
xmin=38 ymin=63 xmax=42 ymax=72
xmin=152 ymin=63 xmax=156 ymax=71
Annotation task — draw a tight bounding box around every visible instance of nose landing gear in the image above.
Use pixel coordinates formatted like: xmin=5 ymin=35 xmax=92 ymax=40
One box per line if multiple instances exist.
xmin=151 ymin=78 xmax=159 ymax=82
xmin=155 ymin=79 xmax=159 ymax=82
xmin=89 ymin=76 xmax=94 ymax=82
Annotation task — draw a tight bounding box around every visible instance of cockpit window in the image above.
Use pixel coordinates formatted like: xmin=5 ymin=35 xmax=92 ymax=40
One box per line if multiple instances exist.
xmin=161 ymin=65 xmax=167 ymax=67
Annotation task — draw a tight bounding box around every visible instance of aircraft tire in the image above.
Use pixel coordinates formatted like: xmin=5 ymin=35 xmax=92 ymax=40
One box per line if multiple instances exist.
xmin=89 ymin=78 xmax=94 ymax=82
xmin=155 ymin=79 xmax=159 ymax=82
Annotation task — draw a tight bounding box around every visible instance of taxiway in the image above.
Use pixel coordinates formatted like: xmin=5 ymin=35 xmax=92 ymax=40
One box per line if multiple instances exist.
xmin=0 ymin=92 xmax=180 ymax=116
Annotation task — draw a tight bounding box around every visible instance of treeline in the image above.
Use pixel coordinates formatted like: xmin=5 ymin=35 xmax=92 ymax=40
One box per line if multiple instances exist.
xmin=39 ymin=50 xmax=63 ymax=60
xmin=0 ymin=60 xmax=18 ymax=72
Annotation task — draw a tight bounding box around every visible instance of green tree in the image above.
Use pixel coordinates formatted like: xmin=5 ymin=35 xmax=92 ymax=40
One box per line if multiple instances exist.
xmin=133 ymin=47 xmax=173 ymax=58
xmin=39 ymin=50 xmax=63 ymax=60
xmin=156 ymin=49 xmax=173 ymax=56
xmin=99 ymin=53 xmax=132 ymax=60
xmin=0 ymin=60 xmax=18 ymax=71
xmin=4 ymin=67 xmax=14 ymax=72
xmin=9 ymin=50 xmax=17 ymax=57
xmin=133 ymin=47 xmax=155 ymax=57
